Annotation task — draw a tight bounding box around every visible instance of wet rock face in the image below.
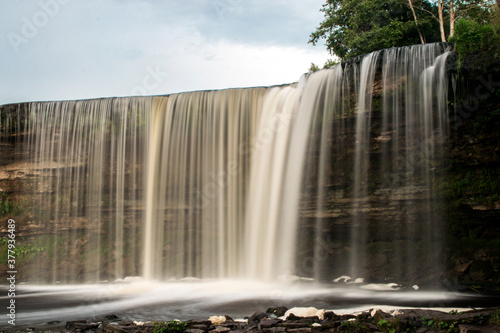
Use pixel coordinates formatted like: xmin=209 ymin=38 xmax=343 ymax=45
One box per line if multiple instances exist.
xmin=439 ymin=68 xmax=500 ymax=292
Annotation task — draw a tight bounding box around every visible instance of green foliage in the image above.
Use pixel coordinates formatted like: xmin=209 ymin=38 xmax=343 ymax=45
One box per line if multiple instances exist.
xmin=421 ymin=317 xmax=434 ymax=327
xmin=490 ymin=309 xmax=500 ymax=325
xmin=309 ymin=63 xmax=321 ymax=72
xmin=339 ymin=319 xmax=368 ymax=332
xmin=323 ymin=59 xmax=339 ymax=68
xmin=309 ymin=0 xmax=441 ymax=60
xmin=309 ymin=59 xmax=339 ymax=72
xmin=0 ymin=238 xmax=45 ymax=264
xmin=153 ymin=320 xmax=187 ymax=333
xmin=450 ymin=17 xmax=500 ymax=71
xmin=454 ymin=0 xmax=498 ymax=24
xmin=419 ymin=316 xmax=463 ymax=333
xmin=376 ymin=319 xmax=396 ymax=333
xmin=0 ymin=193 xmax=24 ymax=218
xmin=440 ymin=168 xmax=500 ymax=208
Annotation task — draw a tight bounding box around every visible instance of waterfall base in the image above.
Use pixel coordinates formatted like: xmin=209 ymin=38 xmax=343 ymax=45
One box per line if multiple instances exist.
xmin=1 ymin=280 xmax=498 ymax=328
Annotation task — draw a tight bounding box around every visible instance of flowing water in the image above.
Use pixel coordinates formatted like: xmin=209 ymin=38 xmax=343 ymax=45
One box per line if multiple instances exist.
xmin=0 ymin=43 xmax=471 ymax=325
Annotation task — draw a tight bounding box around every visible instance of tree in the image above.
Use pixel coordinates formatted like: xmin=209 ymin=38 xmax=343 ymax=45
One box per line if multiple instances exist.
xmin=449 ymin=3 xmax=500 ymax=71
xmin=309 ymin=0 xmax=441 ymax=60
xmin=408 ymin=0 xmax=426 ymax=43
xmin=415 ymin=0 xmax=496 ymax=41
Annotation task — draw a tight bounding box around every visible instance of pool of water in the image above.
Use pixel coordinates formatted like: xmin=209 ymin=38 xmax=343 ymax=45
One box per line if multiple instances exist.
xmin=1 ymin=278 xmax=498 ymax=329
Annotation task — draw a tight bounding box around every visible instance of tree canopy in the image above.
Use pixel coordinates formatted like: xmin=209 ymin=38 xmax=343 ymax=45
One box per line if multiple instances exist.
xmin=309 ymin=0 xmax=496 ymax=61
xmin=309 ymin=0 xmax=440 ymax=60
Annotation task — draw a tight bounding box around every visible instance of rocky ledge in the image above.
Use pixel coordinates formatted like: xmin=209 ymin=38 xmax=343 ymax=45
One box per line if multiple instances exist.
xmin=10 ymin=306 xmax=500 ymax=333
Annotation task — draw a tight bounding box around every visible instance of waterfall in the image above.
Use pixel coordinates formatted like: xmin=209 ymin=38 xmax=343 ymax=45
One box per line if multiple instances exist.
xmin=143 ymin=89 xmax=267 ymax=279
xmin=1 ymin=43 xmax=451 ymax=284
xmin=23 ymin=98 xmax=150 ymax=282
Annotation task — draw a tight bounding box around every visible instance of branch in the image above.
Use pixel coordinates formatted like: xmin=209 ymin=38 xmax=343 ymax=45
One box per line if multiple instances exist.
xmin=415 ymin=5 xmax=439 ymax=21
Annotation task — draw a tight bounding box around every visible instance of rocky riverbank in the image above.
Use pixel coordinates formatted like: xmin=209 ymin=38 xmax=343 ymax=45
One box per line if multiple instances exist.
xmin=6 ymin=306 xmax=500 ymax=333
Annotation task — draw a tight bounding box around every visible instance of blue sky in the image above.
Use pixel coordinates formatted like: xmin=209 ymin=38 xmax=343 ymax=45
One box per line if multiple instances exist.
xmin=0 ymin=0 xmax=330 ymax=105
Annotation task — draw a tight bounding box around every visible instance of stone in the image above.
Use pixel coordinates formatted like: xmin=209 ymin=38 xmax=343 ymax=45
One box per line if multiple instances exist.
xmin=65 ymin=320 xmax=100 ymax=331
xmin=285 ymin=313 xmax=302 ymax=321
xmin=245 ymin=328 xmax=259 ymax=333
xmin=220 ymin=321 xmax=246 ymax=330
xmin=105 ymin=314 xmax=119 ymax=320
xmin=277 ymin=322 xmax=307 ymax=329
xmin=287 ymin=329 xmax=312 ymax=333
xmin=322 ymin=311 xmax=339 ymax=322
xmin=102 ymin=323 xmax=129 ymax=333
xmin=66 ymin=320 xmax=87 ymax=328
xmin=190 ymin=325 xmax=211 ymax=330
xmin=266 ymin=307 xmax=288 ymax=317
xmin=455 ymin=262 xmax=471 ymax=274
xmin=247 ymin=312 xmax=269 ymax=326
xmin=245 ymin=324 xmax=258 ymax=332
xmin=186 ymin=329 xmax=205 ymax=333
xmin=211 ymin=326 xmax=231 ymax=332
xmin=459 ymin=325 xmax=482 ymax=333
xmin=259 ymin=318 xmax=282 ymax=328
xmin=188 ymin=320 xmax=213 ymax=327
xmin=416 ymin=327 xmax=430 ymax=333
xmin=298 ymin=316 xmax=321 ymax=324
xmin=284 ymin=307 xmax=325 ymax=320
xmin=209 ymin=316 xmax=227 ymax=325
xmin=286 ymin=314 xmax=320 ymax=325
xmin=188 ymin=319 xmax=212 ymax=331
xmin=262 ymin=327 xmax=286 ymax=333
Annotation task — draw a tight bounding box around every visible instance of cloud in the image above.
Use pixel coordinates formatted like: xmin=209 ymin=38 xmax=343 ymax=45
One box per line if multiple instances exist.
xmin=0 ymin=0 xmax=329 ymax=104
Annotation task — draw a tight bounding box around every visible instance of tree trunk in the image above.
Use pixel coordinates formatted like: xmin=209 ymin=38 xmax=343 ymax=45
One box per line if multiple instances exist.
xmin=449 ymin=0 xmax=455 ymax=39
xmin=408 ymin=0 xmax=426 ymax=44
xmin=438 ymin=0 xmax=447 ymax=42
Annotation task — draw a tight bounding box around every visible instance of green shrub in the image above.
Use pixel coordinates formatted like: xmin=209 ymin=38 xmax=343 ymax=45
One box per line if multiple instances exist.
xmin=450 ymin=18 xmax=500 ymax=72
xmin=153 ymin=320 xmax=187 ymax=333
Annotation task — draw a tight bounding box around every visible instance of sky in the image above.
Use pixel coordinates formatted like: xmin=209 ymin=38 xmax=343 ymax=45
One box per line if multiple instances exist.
xmin=0 ymin=0 xmax=331 ymax=105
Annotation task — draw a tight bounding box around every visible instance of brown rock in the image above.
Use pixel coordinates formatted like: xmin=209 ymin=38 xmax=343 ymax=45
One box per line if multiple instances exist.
xmin=287 ymin=329 xmax=312 ymax=333
xmin=191 ymin=325 xmax=210 ymax=330
xmin=247 ymin=312 xmax=269 ymax=326
xmin=102 ymin=323 xmax=129 ymax=333
xmin=188 ymin=320 xmax=213 ymax=327
xmin=186 ymin=329 xmax=205 ymax=333
xmin=262 ymin=328 xmax=287 ymax=333
xmin=266 ymin=307 xmax=288 ymax=317
xmin=322 ymin=311 xmax=340 ymax=322
xmin=259 ymin=318 xmax=282 ymax=328
xmin=459 ymin=325 xmax=482 ymax=333
xmin=65 ymin=320 xmax=100 ymax=331
xmin=455 ymin=262 xmax=471 ymax=274
xmin=416 ymin=326 xmax=430 ymax=333
xmin=277 ymin=322 xmax=307 ymax=329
